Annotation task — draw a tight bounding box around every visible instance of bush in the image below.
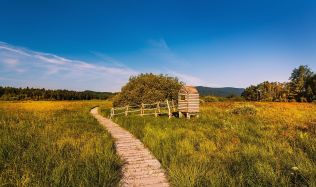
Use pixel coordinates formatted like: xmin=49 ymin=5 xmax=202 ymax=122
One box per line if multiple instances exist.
xmin=203 ymin=96 xmax=220 ymax=102
xmin=231 ymin=105 xmax=257 ymax=115
xmin=113 ymin=73 xmax=183 ymax=106
xmin=300 ymin=97 xmax=308 ymax=102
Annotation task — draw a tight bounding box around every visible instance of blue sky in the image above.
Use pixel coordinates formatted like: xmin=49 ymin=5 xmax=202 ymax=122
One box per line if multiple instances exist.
xmin=0 ymin=0 xmax=316 ymax=91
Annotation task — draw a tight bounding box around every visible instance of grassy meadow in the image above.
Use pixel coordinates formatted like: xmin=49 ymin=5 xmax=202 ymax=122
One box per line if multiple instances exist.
xmin=0 ymin=101 xmax=122 ymax=186
xmin=102 ymin=102 xmax=316 ymax=187
xmin=1 ymin=100 xmax=315 ymax=187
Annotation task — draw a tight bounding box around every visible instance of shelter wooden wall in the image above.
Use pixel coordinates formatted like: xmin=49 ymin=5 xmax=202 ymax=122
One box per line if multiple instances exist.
xmin=178 ymin=86 xmax=199 ymax=113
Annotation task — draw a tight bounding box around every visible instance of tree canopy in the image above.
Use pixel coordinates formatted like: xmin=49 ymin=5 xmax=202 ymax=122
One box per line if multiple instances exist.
xmin=113 ymin=73 xmax=183 ymax=106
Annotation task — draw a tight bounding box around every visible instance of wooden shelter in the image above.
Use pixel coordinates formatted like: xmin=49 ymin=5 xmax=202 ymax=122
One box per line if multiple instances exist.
xmin=178 ymin=86 xmax=200 ymax=118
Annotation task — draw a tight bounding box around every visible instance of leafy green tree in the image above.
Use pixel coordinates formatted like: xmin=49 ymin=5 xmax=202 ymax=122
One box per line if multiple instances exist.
xmin=289 ymin=65 xmax=314 ymax=101
xmin=113 ymin=73 xmax=183 ymax=106
xmin=242 ymin=82 xmax=290 ymax=102
xmin=241 ymin=85 xmax=258 ymax=101
xmin=306 ymin=74 xmax=316 ymax=101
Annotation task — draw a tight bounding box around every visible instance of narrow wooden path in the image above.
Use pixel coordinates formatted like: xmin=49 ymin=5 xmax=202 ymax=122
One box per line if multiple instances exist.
xmin=91 ymin=107 xmax=169 ymax=187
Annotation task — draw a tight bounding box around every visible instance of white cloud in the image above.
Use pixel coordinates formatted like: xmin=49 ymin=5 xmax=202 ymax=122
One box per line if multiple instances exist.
xmin=0 ymin=42 xmax=138 ymax=91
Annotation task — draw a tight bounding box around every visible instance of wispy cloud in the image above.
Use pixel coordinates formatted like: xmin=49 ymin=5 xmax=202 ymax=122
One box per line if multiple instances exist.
xmin=3 ymin=58 xmax=19 ymax=66
xmin=163 ymin=69 xmax=221 ymax=87
xmin=167 ymin=71 xmax=204 ymax=86
xmin=147 ymin=38 xmax=170 ymax=50
xmin=0 ymin=42 xmax=138 ymax=91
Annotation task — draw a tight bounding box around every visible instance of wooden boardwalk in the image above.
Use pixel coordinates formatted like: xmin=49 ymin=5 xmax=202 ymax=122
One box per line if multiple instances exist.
xmin=91 ymin=107 xmax=169 ymax=187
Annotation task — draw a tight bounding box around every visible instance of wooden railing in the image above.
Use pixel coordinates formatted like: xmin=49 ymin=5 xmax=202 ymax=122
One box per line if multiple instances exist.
xmin=110 ymin=100 xmax=177 ymax=119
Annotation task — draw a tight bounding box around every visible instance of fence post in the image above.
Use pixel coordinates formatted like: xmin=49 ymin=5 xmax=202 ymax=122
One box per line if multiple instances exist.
xmin=157 ymin=102 xmax=161 ymax=114
xmin=110 ymin=108 xmax=114 ymax=119
xmin=155 ymin=105 xmax=158 ymax=117
xmin=125 ymin=105 xmax=129 ymax=116
xmin=141 ymin=103 xmax=144 ymax=117
xmin=166 ymin=100 xmax=171 ymax=119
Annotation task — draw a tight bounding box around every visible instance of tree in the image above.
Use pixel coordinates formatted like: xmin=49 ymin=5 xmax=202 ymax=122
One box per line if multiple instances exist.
xmin=306 ymin=74 xmax=316 ymax=101
xmin=112 ymin=73 xmax=183 ymax=106
xmin=289 ymin=65 xmax=313 ymax=101
xmin=242 ymin=82 xmax=290 ymax=102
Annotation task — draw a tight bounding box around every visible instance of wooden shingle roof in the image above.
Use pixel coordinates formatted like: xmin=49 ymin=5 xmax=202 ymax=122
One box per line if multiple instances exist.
xmin=179 ymin=86 xmax=199 ymax=94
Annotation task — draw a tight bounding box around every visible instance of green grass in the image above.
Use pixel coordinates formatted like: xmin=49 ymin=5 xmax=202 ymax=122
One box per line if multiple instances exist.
xmin=102 ymin=102 xmax=316 ymax=187
xmin=0 ymin=101 xmax=122 ymax=186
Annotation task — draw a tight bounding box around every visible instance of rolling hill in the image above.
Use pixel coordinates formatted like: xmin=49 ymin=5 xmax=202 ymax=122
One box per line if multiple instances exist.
xmin=196 ymin=86 xmax=244 ymax=97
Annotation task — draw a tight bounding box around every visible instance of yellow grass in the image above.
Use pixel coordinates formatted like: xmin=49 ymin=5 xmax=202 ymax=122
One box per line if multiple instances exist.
xmin=0 ymin=101 xmax=121 ymax=186
xmin=105 ymin=102 xmax=316 ymax=186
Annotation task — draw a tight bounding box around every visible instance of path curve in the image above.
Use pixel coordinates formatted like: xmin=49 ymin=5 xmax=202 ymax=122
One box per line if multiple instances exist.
xmin=91 ymin=107 xmax=169 ymax=187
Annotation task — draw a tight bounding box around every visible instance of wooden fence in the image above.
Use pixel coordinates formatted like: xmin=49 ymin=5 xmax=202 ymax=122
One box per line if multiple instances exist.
xmin=110 ymin=100 xmax=177 ymax=119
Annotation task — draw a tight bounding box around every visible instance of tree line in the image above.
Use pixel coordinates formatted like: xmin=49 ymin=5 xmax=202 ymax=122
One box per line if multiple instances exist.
xmin=0 ymin=87 xmax=114 ymax=101
xmin=242 ymin=65 xmax=316 ymax=102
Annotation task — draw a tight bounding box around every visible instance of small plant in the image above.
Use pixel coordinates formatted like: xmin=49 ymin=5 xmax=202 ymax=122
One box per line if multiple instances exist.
xmin=230 ymin=105 xmax=257 ymax=115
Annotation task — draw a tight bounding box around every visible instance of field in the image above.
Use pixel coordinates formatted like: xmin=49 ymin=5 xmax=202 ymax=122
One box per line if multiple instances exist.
xmin=102 ymin=102 xmax=316 ymax=187
xmin=1 ymin=101 xmax=315 ymax=187
xmin=0 ymin=101 xmax=122 ymax=186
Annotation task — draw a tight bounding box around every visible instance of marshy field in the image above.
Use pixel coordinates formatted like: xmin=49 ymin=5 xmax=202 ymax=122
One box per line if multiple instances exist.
xmin=1 ymin=101 xmax=316 ymax=186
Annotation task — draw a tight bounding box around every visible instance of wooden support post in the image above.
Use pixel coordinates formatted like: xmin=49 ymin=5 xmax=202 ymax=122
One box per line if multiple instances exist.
xmin=166 ymin=100 xmax=171 ymax=119
xmin=125 ymin=105 xmax=129 ymax=116
xmin=186 ymin=113 xmax=190 ymax=119
xmin=171 ymin=99 xmax=176 ymax=112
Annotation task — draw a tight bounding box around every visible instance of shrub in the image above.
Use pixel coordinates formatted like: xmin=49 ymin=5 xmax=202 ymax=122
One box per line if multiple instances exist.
xmin=230 ymin=105 xmax=257 ymax=115
xmin=203 ymin=96 xmax=220 ymax=102
xmin=112 ymin=73 xmax=183 ymax=106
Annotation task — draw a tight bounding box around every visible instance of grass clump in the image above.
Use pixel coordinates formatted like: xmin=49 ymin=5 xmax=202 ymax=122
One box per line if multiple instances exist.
xmin=230 ymin=104 xmax=257 ymax=115
xmin=0 ymin=101 xmax=122 ymax=186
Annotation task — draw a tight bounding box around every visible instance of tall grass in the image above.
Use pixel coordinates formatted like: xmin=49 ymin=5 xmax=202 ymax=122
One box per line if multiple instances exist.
xmin=0 ymin=101 xmax=122 ymax=186
xmin=102 ymin=102 xmax=316 ymax=186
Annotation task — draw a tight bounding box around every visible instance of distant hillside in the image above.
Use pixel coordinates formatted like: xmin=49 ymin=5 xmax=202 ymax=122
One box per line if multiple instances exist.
xmin=196 ymin=86 xmax=244 ymax=97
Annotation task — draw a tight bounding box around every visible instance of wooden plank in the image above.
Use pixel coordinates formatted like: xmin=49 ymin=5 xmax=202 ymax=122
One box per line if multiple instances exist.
xmin=128 ymin=109 xmax=141 ymax=113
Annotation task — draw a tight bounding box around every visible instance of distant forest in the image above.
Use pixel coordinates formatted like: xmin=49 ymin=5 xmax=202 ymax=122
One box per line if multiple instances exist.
xmin=0 ymin=87 xmax=114 ymax=101
xmin=242 ymin=65 xmax=316 ymax=102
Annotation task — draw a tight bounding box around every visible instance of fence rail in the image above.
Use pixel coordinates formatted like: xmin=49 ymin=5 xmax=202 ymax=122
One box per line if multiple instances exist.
xmin=110 ymin=100 xmax=177 ymax=119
